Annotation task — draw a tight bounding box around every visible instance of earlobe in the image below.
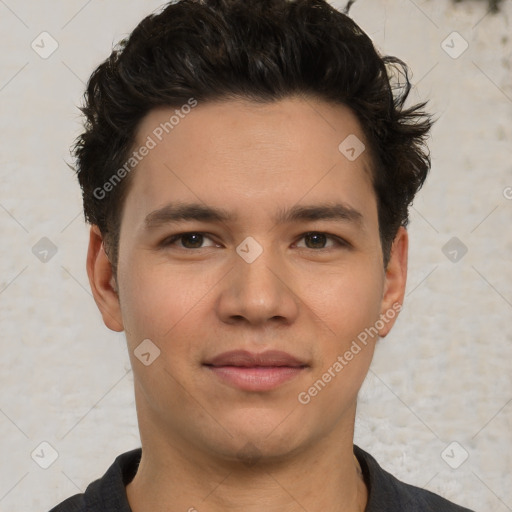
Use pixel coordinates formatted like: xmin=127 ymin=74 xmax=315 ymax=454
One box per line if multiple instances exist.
xmin=86 ymin=225 xmax=124 ymax=332
xmin=378 ymin=226 xmax=408 ymax=338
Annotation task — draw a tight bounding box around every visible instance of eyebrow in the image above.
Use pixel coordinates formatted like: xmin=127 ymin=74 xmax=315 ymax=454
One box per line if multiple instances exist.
xmin=144 ymin=202 xmax=364 ymax=229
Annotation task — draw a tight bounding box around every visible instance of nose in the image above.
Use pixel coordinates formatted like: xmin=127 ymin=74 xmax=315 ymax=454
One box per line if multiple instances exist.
xmin=215 ymin=241 xmax=300 ymax=328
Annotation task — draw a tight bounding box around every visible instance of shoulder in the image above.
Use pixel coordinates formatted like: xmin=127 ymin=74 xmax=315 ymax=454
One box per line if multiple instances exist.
xmin=49 ymin=494 xmax=86 ymax=512
xmin=354 ymin=445 xmax=475 ymax=512
xmin=47 ymin=449 xmax=141 ymax=512
xmin=48 ymin=479 xmax=103 ymax=512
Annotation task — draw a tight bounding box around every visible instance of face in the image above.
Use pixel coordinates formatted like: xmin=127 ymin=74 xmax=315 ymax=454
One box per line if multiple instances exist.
xmin=88 ymin=96 xmax=407 ymax=464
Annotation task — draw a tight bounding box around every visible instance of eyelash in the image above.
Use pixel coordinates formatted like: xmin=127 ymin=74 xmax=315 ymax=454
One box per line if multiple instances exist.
xmin=160 ymin=232 xmax=350 ymax=250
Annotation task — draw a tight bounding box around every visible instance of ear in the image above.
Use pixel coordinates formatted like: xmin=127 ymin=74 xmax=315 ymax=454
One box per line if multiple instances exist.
xmin=378 ymin=226 xmax=408 ymax=337
xmin=86 ymin=225 xmax=124 ymax=332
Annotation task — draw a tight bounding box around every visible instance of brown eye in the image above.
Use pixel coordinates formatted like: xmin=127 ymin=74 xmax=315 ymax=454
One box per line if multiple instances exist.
xmin=180 ymin=233 xmax=204 ymax=248
xmin=161 ymin=232 xmax=217 ymax=249
xmin=295 ymin=232 xmax=349 ymax=250
xmin=304 ymin=232 xmax=328 ymax=249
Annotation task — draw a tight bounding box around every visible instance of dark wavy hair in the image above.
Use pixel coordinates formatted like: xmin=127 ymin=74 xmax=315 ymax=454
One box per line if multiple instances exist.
xmin=73 ymin=0 xmax=433 ymax=272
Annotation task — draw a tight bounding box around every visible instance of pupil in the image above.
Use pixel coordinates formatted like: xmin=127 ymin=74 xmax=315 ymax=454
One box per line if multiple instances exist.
xmin=183 ymin=234 xmax=203 ymax=248
xmin=306 ymin=233 xmax=326 ymax=249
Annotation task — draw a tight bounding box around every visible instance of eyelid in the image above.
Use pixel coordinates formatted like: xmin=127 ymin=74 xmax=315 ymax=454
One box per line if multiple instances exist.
xmin=160 ymin=231 xmax=350 ymax=250
xmin=160 ymin=232 xmax=219 ymax=248
xmin=294 ymin=231 xmax=350 ymax=249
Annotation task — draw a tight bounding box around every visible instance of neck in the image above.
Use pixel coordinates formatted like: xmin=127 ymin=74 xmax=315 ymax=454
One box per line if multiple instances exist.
xmin=126 ymin=415 xmax=367 ymax=512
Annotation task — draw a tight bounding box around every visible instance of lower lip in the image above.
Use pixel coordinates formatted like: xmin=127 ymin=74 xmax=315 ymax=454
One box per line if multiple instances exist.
xmin=205 ymin=365 xmax=305 ymax=391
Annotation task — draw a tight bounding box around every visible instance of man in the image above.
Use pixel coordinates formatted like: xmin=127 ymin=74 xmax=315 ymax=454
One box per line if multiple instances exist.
xmin=50 ymin=0 xmax=474 ymax=510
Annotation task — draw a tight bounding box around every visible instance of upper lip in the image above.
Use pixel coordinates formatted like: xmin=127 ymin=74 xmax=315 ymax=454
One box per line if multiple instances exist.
xmin=204 ymin=350 xmax=307 ymax=368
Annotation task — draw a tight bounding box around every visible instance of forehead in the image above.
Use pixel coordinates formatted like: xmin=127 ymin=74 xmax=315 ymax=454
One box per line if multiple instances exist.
xmin=122 ymin=96 xmax=377 ymax=229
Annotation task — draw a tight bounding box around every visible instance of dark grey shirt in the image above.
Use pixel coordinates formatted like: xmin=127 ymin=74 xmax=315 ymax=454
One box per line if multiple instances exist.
xmin=49 ymin=445 xmax=475 ymax=511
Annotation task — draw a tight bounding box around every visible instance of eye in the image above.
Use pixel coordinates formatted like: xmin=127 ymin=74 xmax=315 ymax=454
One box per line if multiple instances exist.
xmin=160 ymin=231 xmax=348 ymax=251
xmin=161 ymin=232 xmax=218 ymax=249
xmin=295 ymin=232 xmax=348 ymax=250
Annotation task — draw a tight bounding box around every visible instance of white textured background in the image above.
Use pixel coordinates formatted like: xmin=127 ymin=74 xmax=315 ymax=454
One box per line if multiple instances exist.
xmin=0 ymin=1 xmax=511 ymax=511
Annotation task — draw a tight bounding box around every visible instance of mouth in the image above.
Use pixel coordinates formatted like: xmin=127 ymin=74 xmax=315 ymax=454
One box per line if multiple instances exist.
xmin=203 ymin=350 xmax=309 ymax=392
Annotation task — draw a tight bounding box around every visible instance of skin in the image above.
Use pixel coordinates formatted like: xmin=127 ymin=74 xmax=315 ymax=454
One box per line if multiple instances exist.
xmin=87 ymin=95 xmax=408 ymax=512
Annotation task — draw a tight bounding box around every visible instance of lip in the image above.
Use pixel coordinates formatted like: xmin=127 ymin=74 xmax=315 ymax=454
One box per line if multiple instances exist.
xmin=204 ymin=350 xmax=308 ymax=392
xmin=205 ymin=350 xmax=306 ymax=367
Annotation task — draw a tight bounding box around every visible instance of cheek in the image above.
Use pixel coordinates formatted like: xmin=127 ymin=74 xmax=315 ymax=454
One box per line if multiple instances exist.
xmin=305 ymin=260 xmax=384 ymax=344
xmin=117 ymin=256 xmax=220 ymax=347
xmin=297 ymin=265 xmax=383 ymax=413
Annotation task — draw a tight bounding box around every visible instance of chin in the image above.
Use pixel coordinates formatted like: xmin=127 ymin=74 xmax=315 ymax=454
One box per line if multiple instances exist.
xmin=210 ymin=435 xmax=303 ymax=467
xmin=197 ymin=410 xmax=312 ymax=464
